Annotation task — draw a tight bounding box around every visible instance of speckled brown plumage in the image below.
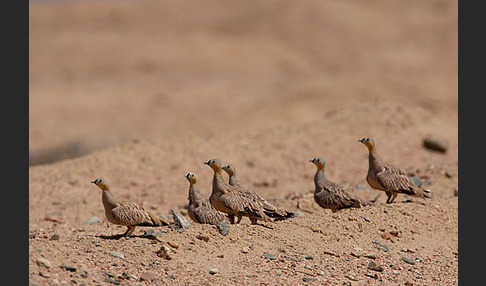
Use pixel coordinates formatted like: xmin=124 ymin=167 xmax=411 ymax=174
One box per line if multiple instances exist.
xmin=310 ymin=157 xmax=372 ymax=212
xmin=222 ymin=164 xmax=295 ymax=222
xmin=185 ymin=172 xmax=228 ymax=225
xmin=358 ymin=137 xmax=432 ymax=203
xmin=91 ymin=178 xmax=169 ymax=237
xmin=205 ymin=159 xmax=274 ymax=225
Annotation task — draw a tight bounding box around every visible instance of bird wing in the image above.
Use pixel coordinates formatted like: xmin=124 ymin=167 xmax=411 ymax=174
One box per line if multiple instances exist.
xmin=192 ymin=203 xmax=227 ymax=225
xmin=111 ymin=202 xmax=157 ymax=226
xmin=376 ymin=168 xmax=417 ymax=194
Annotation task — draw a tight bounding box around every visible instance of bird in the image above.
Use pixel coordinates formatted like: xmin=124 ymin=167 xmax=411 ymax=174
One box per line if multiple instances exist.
xmin=221 ymin=164 xmax=295 ymax=221
xmin=205 ymin=159 xmax=290 ymax=225
xmin=221 ymin=164 xmax=241 ymax=187
xmin=184 ymin=172 xmax=229 ymax=225
xmin=309 ymin=157 xmax=376 ymax=212
xmin=358 ymin=137 xmax=432 ymax=203
xmin=91 ymin=178 xmax=169 ymax=237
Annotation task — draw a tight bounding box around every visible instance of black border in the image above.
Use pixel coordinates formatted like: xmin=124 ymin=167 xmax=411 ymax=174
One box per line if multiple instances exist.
xmin=6 ymin=0 xmax=28 ymax=284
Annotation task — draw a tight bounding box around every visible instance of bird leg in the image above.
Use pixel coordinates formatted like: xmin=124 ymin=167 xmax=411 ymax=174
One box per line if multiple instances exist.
xmin=236 ymin=215 xmax=243 ymax=224
xmin=385 ymin=191 xmax=393 ymax=204
xmin=228 ymin=214 xmax=235 ymax=224
xmin=122 ymin=226 xmax=136 ymax=237
xmin=389 ymin=192 xmax=398 ymax=203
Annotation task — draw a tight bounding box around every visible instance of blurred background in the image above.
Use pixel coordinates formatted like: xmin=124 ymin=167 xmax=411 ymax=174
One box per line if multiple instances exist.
xmin=29 ymin=0 xmax=457 ymax=166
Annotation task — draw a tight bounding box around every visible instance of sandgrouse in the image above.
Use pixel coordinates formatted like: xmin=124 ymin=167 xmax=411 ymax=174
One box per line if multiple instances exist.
xmin=91 ymin=178 xmax=169 ymax=237
xmin=205 ymin=159 xmax=292 ymax=225
xmin=310 ymin=157 xmax=374 ymax=212
xmin=185 ymin=172 xmax=228 ymax=225
xmin=222 ymin=164 xmax=295 ymax=222
xmin=358 ymin=137 xmax=432 ymax=203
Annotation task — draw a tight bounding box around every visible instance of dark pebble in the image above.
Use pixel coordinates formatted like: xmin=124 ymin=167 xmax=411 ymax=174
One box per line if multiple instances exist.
xmin=263 ymin=253 xmax=277 ymax=260
xmin=304 ymin=255 xmax=313 ymax=260
xmin=60 ymin=265 xmax=77 ymax=272
xmin=423 ymin=137 xmax=448 ymax=153
xmin=402 ymin=257 xmax=416 ymax=265
xmin=302 ymin=277 xmax=314 ymax=282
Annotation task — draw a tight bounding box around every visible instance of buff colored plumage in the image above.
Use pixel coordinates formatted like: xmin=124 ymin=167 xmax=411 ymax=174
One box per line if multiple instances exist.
xmin=358 ymin=137 xmax=432 ymax=203
xmin=310 ymin=157 xmax=374 ymax=212
xmin=222 ymin=164 xmax=295 ymax=222
xmin=205 ymin=159 xmax=274 ymax=225
xmin=185 ymin=172 xmax=228 ymax=225
xmin=91 ymin=178 xmax=169 ymax=236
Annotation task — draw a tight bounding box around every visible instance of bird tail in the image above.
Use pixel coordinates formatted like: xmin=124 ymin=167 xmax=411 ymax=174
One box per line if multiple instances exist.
xmin=143 ymin=211 xmax=170 ymax=226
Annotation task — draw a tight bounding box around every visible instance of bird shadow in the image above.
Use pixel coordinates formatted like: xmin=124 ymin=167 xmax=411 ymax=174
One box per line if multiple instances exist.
xmin=94 ymin=234 xmax=163 ymax=241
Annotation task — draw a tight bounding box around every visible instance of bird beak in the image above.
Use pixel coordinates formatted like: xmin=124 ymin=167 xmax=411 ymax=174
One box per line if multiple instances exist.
xmin=91 ymin=180 xmax=96 ymax=184
xmin=358 ymin=138 xmax=363 ymax=143
xmin=309 ymin=159 xmax=313 ymax=163
xmin=204 ymin=160 xmax=210 ymax=165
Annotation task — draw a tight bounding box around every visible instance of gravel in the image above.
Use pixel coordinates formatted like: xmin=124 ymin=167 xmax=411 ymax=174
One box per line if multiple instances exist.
xmin=108 ymin=251 xmax=125 ymax=259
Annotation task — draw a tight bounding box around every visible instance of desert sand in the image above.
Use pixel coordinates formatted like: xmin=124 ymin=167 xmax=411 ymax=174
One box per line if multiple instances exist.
xmin=29 ymin=1 xmax=457 ymax=285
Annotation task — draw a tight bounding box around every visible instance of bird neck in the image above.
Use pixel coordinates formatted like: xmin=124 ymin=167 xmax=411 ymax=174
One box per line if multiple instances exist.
xmin=212 ymin=172 xmax=227 ymax=194
xmin=228 ymin=174 xmax=238 ymax=186
xmin=188 ymin=184 xmax=201 ymax=205
xmin=314 ymin=168 xmax=325 ymax=187
xmin=102 ymin=190 xmax=118 ymax=210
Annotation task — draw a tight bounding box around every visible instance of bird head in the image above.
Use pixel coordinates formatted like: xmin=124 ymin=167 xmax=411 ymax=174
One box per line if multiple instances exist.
xmin=185 ymin=172 xmax=197 ymax=184
xmin=309 ymin=157 xmax=326 ymax=169
xmin=204 ymin=159 xmax=223 ymax=172
xmin=91 ymin=178 xmax=109 ymax=190
xmin=358 ymin=137 xmax=376 ymax=152
xmin=221 ymin=164 xmax=235 ymax=176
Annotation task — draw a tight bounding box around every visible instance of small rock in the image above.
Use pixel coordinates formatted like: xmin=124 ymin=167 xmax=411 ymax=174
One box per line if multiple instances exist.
xmin=423 ymin=137 xmax=448 ymax=153
xmin=50 ymin=234 xmax=60 ymax=241
xmin=454 ymin=187 xmax=458 ymax=197
xmin=80 ymin=271 xmax=88 ymax=278
xmin=119 ymin=272 xmax=136 ymax=280
xmin=263 ymin=253 xmax=277 ymax=260
xmin=167 ymin=241 xmax=179 ymax=249
xmin=168 ymin=275 xmax=176 ymax=279
xmin=196 ymin=234 xmax=210 ymax=242
xmin=444 ymin=171 xmax=454 ymax=178
xmin=381 ymin=233 xmax=391 ymax=240
xmin=241 ymin=248 xmax=249 ymax=254
xmin=304 ymin=255 xmax=313 ymax=260
xmin=216 ymin=220 xmax=230 ymax=236
xmin=317 ymin=271 xmax=326 ymax=276
xmin=60 ymin=265 xmax=77 ymax=272
xmin=361 ymin=216 xmax=371 ymax=222
xmin=368 ymin=261 xmax=384 ymax=272
xmin=408 ymin=176 xmax=423 ymax=187
xmin=44 ymin=215 xmax=64 ymax=223
xmin=302 ymin=277 xmax=314 ymax=282
xmin=104 ymin=277 xmax=120 ymax=285
xmin=323 ymin=250 xmax=340 ymax=257
xmin=304 ymin=265 xmax=313 ymax=270
xmin=373 ymin=240 xmax=389 ymax=252
xmin=405 ymin=281 xmax=414 ymax=286
xmin=208 ymin=268 xmax=219 ymax=275
xmin=392 ymin=270 xmax=400 ymax=275
xmin=156 ymin=245 xmax=173 ymax=260
xmin=291 ymin=211 xmax=305 ymax=218
xmin=84 ymin=217 xmax=101 ymax=225
xmin=170 ymin=209 xmax=190 ymax=231
xmin=108 ymin=251 xmax=124 ymax=259
xmin=140 ymin=271 xmax=156 ymax=281
xmin=402 ymin=256 xmax=416 ymax=265
xmin=36 ymin=258 xmax=51 ymax=269
xmin=365 ymin=273 xmax=378 ymax=279
xmin=39 ymin=271 xmax=50 ymax=278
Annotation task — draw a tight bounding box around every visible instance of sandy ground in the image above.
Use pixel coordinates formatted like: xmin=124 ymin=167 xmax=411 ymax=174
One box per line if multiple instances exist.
xmin=29 ymin=0 xmax=457 ymax=285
